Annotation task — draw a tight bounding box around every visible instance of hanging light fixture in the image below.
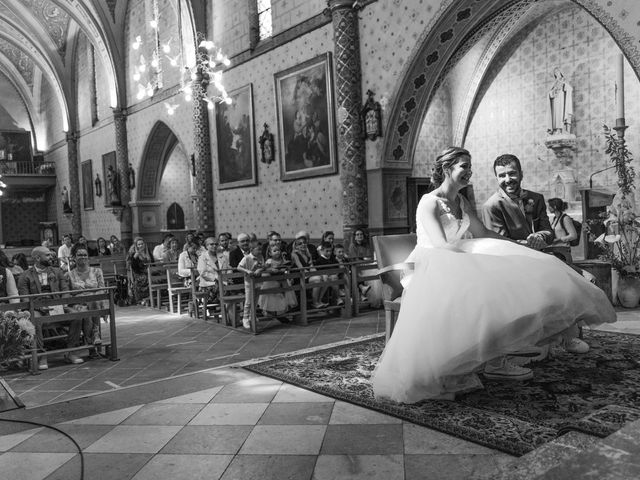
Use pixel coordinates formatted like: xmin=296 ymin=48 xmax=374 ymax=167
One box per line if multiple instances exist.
xmin=130 ymin=0 xmax=232 ymax=114
xmin=0 ymin=174 xmax=6 ymax=196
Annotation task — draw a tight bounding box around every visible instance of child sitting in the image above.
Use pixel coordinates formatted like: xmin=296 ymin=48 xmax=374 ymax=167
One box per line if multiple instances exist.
xmin=334 ymin=243 xmax=349 ymax=299
xmin=314 ymin=241 xmax=342 ymax=307
xmin=258 ymin=244 xmax=297 ymax=323
xmin=236 ymin=243 xmax=265 ymax=330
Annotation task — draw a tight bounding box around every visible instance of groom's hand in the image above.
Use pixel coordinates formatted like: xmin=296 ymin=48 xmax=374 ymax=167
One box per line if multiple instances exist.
xmin=526 ymin=233 xmax=546 ymax=250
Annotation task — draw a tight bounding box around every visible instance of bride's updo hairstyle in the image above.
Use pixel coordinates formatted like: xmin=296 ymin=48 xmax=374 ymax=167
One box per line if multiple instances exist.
xmin=431 ymin=147 xmax=470 ymax=187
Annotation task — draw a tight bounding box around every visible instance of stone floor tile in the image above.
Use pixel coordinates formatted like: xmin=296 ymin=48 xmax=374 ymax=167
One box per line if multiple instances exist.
xmin=121 ymin=403 xmax=205 ymax=426
xmin=258 ymin=402 xmax=334 ymax=425
xmin=131 ymin=454 xmax=233 ymax=480
xmin=271 ymin=383 xmax=334 ymax=403
xmin=61 ymin=405 xmax=144 ymax=425
xmin=84 ymin=425 xmax=182 ymax=453
xmin=160 ymin=425 xmax=252 ymax=454
xmin=321 ymin=424 xmax=404 ymax=455
xmin=211 ymin=377 xmax=282 ymax=403
xmin=189 ymin=402 xmax=269 ymax=425
xmin=239 ymin=425 xmax=326 ymax=455
xmin=313 ymin=454 xmax=404 ymax=480
xmin=329 ymin=401 xmax=402 ymax=425
xmin=403 ymin=424 xmax=499 ymax=454
xmin=0 ymin=428 xmax=42 ymax=452
xmin=220 ymin=454 xmax=316 ymax=480
xmin=0 ymin=452 xmax=75 ymax=480
xmin=404 ymin=453 xmax=515 ymax=480
xmin=154 ymin=386 xmax=224 ymax=404
xmin=11 ymin=424 xmax=114 ymax=452
xmin=45 ymin=453 xmax=153 ymax=480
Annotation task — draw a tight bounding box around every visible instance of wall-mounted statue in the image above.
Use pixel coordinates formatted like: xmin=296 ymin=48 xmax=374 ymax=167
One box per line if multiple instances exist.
xmin=107 ymin=165 xmax=121 ymax=206
xmin=548 ymin=68 xmax=573 ymax=135
xmin=61 ymin=186 xmax=72 ymax=214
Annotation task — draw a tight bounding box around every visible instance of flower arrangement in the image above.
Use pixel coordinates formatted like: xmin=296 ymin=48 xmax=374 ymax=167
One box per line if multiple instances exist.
xmin=591 ymin=125 xmax=639 ymax=277
xmin=0 ymin=310 xmax=35 ymax=367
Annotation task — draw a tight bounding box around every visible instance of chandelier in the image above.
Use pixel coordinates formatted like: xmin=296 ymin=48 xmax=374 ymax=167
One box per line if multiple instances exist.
xmin=0 ymin=174 xmax=6 ymax=196
xmin=131 ymin=0 xmax=232 ymax=115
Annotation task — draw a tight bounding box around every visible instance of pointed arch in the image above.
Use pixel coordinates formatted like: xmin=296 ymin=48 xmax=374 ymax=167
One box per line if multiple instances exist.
xmin=138 ymin=121 xmax=179 ymax=200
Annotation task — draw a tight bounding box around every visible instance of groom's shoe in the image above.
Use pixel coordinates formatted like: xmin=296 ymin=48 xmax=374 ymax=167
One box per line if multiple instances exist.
xmin=563 ymin=337 xmax=590 ymax=354
xmin=483 ymin=357 xmax=533 ymax=381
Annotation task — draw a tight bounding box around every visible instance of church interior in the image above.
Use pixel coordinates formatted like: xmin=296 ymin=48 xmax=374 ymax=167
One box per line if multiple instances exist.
xmin=2 ymin=1 xmax=640 ymax=479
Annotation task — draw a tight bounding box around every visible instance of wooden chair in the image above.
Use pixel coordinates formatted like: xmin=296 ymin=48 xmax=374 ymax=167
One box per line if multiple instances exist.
xmin=166 ymin=266 xmax=191 ymax=315
xmin=371 ymin=234 xmax=416 ymax=343
xmin=218 ymin=269 xmax=246 ymax=328
xmin=349 ymin=259 xmax=380 ymax=316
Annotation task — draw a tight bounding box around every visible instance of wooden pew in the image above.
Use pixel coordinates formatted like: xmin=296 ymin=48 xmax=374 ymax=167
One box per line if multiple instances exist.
xmin=348 ymin=259 xmax=381 ymax=316
xmin=0 ymin=286 xmax=119 ymax=373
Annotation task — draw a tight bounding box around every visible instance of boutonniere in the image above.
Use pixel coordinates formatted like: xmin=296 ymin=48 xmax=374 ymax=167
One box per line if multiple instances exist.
xmin=524 ymin=198 xmax=535 ymax=215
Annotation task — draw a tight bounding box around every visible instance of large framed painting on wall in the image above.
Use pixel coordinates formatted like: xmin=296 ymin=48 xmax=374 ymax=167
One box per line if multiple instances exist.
xmin=274 ymin=52 xmax=337 ymax=181
xmin=215 ymin=83 xmax=257 ymax=189
xmin=0 ymin=130 xmax=33 ymax=166
xmin=81 ymin=160 xmax=94 ymax=210
xmin=102 ymin=151 xmax=117 ymax=207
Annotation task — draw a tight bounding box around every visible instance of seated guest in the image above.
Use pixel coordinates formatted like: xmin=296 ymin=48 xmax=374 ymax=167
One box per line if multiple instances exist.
xmin=315 ymin=241 xmax=342 ymax=306
xmin=230 ymin=233 xmax=252 ymax=268
xmin=197 ymin=237 xmax=220 ymax=306
xmin=17 ymin=246 xmax=84 ymax=370
xmin=319 ymin=231 xmax=336 ymax=257
xmin=127 ymin=236 xmax=152 ymax=305
xmin=110 ymin=235 xmax=125 ymax=254
xmin=65 ymin=246 xmax=104 ymax=348
xmin=96 ymin=237 xmax=111 ymax=256
xmin=217 ymin=233 xmax=231 ymax=270
xmin=166 ymin=237 xmax=180 ymax=263
xmin=76 ymin=236 xmax=98 ymax=257
xmin=152 ymin=233 xmax=174 ymax=263
xmin=178 ymin=242 xmax=199 ymax=285
xmin=58 ymin=234 xmax=74 ymax=271
xmin=10 ymin=253 xmax=29 ymax=276
xmin=0 ymin=248 xmax=19 ymax=303
xmin=347 ymin=228 xmax=373 ymax=260
xmin=290 ymin=232 xmax=324 ymax=308
xmin=183 ymin=231 xmax=196 ymax=251
xmin=294 ymin=230 xmax=318 ymax=262
xmin=262 ymin=231 xmax=289 ymax=262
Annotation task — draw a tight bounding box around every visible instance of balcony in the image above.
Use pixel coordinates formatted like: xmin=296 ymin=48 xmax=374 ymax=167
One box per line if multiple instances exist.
xmin=0 ymin=160 xmax=56 ymax=189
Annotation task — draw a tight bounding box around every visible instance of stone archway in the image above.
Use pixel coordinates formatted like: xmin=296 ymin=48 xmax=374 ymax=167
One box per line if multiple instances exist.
xmin=375 ymin=0 xmax=640 ymax=233
xmin=134 ymin=121 xmax=179 ymax=238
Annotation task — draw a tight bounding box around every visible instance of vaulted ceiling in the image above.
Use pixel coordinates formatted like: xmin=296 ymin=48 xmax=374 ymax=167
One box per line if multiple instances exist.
xmin=0 ymin=0 xmax=128 ymax=137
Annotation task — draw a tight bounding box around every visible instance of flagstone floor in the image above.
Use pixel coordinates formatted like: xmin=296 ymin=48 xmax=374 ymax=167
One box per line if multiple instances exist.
xmin=0 ymin=305 xmax=639 ymax=479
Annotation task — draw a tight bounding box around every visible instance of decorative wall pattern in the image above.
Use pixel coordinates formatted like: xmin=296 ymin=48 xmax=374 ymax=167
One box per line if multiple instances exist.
xmin=0 ymin=38 xmax=34 ymax=87
xmin=413 ymin=84 xmax=453 ymax=178
xmin=22 ymin=0 xmax=70 ymax=58
xmin=464 ymin=5 xmax=640 ymax=207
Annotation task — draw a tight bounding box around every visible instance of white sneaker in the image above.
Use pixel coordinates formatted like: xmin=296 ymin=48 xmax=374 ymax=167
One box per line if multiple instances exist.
xmin=483 ymin=357 xmax=533 ymax=380
xmin=563 ymin=337 xmax=590 ymax=354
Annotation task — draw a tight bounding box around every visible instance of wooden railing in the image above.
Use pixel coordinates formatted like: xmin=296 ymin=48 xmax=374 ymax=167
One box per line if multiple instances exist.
xmin=0 ymin=160 xmax=56 ymax=175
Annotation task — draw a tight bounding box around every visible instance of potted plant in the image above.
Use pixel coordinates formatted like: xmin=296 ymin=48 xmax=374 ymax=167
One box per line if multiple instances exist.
xmin=591 ymin=125 xmax=640 ymax=306
xmin=0 ymin=310 xmax=35 ymax=369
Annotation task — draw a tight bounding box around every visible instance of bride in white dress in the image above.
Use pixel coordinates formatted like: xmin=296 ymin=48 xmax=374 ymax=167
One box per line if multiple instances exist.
xmin=371 ymin=147 xmax=616 ymax=403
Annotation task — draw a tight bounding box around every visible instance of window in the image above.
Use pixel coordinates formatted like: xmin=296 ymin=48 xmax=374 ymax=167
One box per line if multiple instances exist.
xmin=257 ymin=0 xmax=272 ymax=41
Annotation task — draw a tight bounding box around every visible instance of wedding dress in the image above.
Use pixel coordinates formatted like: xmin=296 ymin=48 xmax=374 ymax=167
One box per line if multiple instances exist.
xmin=371 ymin=194 xmax=617 ymax=403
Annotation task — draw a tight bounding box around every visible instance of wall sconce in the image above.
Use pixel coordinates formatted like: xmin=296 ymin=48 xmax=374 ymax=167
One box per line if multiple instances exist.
xmin=190 ymin=153 xmax=196 ymax=176
xmin=259 ymin=123 xmax=275 ymax=164
xmin=94 ymin=174 xmax=103 ymax=197
xmin=361 ymin=89 xmax=382 ymax=141
xmin=128 ymin=163 xmax=136 ymax=190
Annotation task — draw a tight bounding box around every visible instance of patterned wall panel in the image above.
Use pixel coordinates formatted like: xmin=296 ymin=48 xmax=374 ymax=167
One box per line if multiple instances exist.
xmin=413 ymin=84 xmax=453 ymax=178
xmin=22 ymin=0 xmax=70 ymax=58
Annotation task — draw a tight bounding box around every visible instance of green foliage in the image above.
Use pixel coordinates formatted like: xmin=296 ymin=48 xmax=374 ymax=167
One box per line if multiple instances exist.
xmin=0 ymin=310 xmax=34 ymax=364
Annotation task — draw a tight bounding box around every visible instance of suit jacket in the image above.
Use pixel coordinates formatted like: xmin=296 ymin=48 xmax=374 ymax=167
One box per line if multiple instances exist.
xmin=482 ymin=188 xmax=554 ymax=244
xmin=17 ymin=266 xmax=69 ymax=296
xmin=229 ymin=247 xmax=251 ymax=269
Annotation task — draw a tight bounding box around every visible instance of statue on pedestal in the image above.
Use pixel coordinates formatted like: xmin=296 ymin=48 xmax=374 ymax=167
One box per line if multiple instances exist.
xmin=107 ymin=165 xmax=121 ymax=206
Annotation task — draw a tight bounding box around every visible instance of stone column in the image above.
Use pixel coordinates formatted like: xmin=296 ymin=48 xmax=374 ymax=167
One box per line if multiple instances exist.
xmin=328 ymin=0 xmax=368 ymax=248
xmin=66 ymin=131 xmax=82 ymax=238
xmin=191 ymin=65 xmax=215 ymax=236
xmin=113 ymin=108 xmax=133 ymax=249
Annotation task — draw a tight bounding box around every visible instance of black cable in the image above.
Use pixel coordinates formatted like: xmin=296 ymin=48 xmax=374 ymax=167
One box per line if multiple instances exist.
xmin=0 ymin=418 xmax=84 ymax=480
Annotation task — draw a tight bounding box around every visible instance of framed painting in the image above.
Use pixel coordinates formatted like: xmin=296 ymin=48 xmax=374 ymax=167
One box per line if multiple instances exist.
xmin=215 ymin=83 xmax=257 ymax=189
xmin=0 ymin=130 xmax=33 ymax=168
xmin=81 ymin=160 xmax=94 ymax=210
xmin=274 ymin=52 xmax=337 ymax=181
xmin=101 ymin=151 xmax=118 ymax=207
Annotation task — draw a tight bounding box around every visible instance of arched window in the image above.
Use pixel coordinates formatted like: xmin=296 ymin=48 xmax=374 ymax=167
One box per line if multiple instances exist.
xmin=167 ymin=202 xmax=185 ymax=230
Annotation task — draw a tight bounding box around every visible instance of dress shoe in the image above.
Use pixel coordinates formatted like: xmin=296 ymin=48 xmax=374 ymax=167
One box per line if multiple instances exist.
xmin=483 ymin=357 xmax=533 ymax=380
xmin=38 ymin=357 xmax=48 ymax=370
xmin=65 ymin=354 xmax=84 ymax=364
xmin=563 ymin=337 xmax=590 ymax=354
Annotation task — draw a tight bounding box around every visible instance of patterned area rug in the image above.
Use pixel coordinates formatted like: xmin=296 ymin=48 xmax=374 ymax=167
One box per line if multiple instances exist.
xmin=244 ymin=330 xmax=640 ymax=456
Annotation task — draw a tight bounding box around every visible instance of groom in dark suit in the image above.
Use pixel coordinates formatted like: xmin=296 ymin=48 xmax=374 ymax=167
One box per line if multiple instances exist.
xmin=17 ymin=246 xmax=84 ymax=370
xmin=482 ymin=153 xmax=590 ymax=355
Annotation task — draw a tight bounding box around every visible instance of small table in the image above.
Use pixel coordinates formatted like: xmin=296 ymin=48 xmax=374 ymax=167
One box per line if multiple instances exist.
xmin=573 ymin=260 xmax=612 ymax=303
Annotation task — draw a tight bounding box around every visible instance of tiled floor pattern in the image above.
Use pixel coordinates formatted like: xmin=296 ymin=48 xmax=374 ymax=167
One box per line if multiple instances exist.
xmin=0 ymin=369 xmax=513 ymax=480
xmin=0 ymin=306 xmax=639 ymax=479
xmin=2 ymin=305 xmax=385 ymax=408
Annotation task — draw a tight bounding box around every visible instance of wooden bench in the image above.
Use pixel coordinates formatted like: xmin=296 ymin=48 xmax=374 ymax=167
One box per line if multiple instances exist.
xmin=348 ymin=259 xmax=381 ymax=316
xmin=245 ymin=269 xmax=303 ymax=333
xmin=166 ymin=266 xmax=192 ymax=315
xmin=0 ymin=286 xmax=119 ymax=374
xmin=146 ymin=261 xmax=174 ymax=308
xmin=218 ymin=269 xmax=246 ymax=328
xmin=297 ymin=265 xmax=351 ymax=326
xmin=371 ymin=234 xmax=416 ymax=343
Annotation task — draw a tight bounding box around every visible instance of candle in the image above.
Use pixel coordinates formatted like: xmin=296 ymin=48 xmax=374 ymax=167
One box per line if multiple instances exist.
xmin=616 ymin=53 xmax=625 ymax=120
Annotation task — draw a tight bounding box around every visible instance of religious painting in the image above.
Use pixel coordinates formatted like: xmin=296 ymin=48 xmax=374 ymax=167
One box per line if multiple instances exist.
xmin=274 ymin=53 xmax=337 ymax=181
xmin=215 ymin=83 xmax=257 ymax=189
xmin=0 ymin=130 xmax=33 ymax=170
xmin=81 ymin=160 xmax=94 ymax=210
xmin=101 ymin=151 xmax=118 ymax=207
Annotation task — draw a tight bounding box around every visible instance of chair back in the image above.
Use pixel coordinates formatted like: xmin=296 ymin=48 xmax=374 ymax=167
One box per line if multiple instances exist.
xmin=372 ymin=233 xmax=416 ymax=301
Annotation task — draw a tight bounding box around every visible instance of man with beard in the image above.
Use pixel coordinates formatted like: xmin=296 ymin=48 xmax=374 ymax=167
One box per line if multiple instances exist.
xmin=17 ymin=246 xmax=84 ymax=370
xmin=483 ymin=153 xmax=590 ymax=355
